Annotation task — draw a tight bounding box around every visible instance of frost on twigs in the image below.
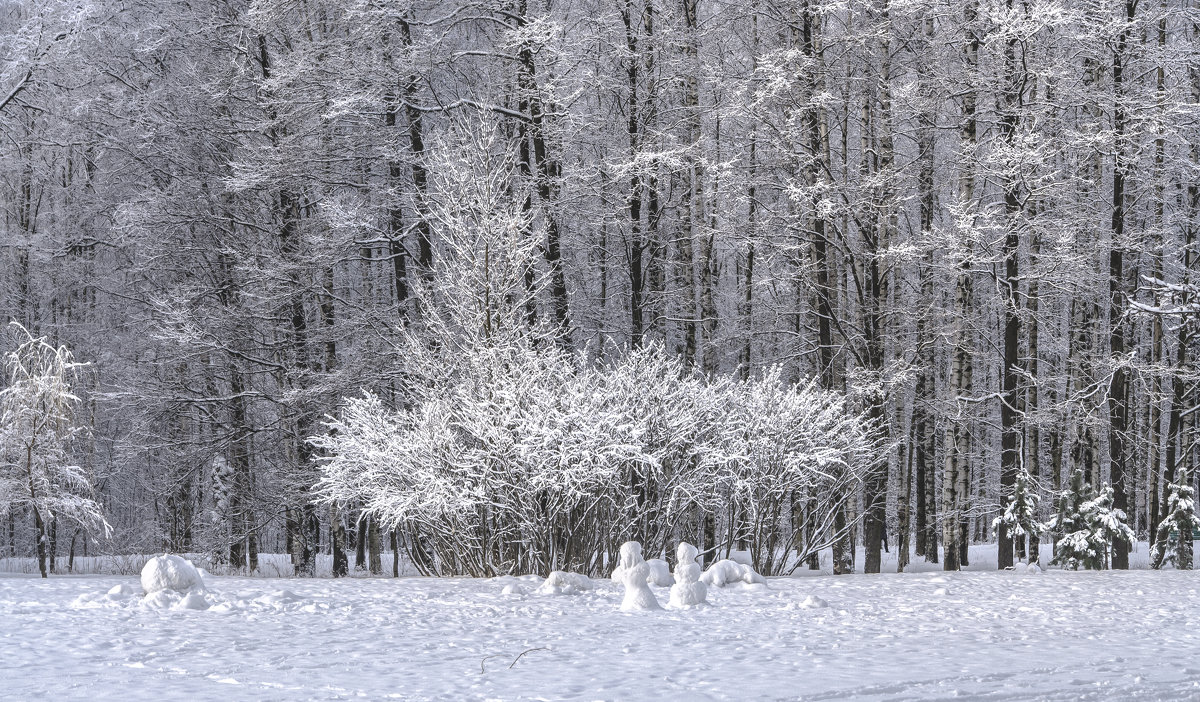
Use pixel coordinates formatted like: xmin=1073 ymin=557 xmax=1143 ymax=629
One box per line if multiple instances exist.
xmin=668 ymin=542 xmax=707 ymax=608
xmin=308 ymin=128 xmax=885 ymax=580
xmin=701 ymin=559 xmax=766 ymax=588
xmin=0 ymin=323 xmax=109 ymax=578
xmin=617 ymin=541 xmax=661 ymax=612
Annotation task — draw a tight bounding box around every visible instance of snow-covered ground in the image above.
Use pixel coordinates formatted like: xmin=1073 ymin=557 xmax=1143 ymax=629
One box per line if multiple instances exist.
xmin=5 ymin=550 xmax=1200 ymax=701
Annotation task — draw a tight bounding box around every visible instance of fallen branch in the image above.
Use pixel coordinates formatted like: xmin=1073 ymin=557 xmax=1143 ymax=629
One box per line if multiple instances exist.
xmin=480 ymin=647 xmax=549 ymax=674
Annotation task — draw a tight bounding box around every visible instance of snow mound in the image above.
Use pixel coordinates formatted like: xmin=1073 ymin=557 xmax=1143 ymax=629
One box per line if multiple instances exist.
xmin=73 ymin=578 xmax=321 ymax=615
xmin=668 ymin=542 xmax=707 ymax=608
xmin=933 ymin=586 xmax=951 ymax=596
xmin=611 ymin=556 xmax=674 ymax=587
xmin=646 ymin=559 xmax=674 ymax=587
xmin=140 ymin=555 xmax=204 ymax=595
xmin=535 ymin=571 xmax=594 ymax=596
xmin=617 ymin=541 xmax=661 ymax=611
xmin=177 ymin=592 xmax=211 ymax=611
xmin=799 ymin=594 xmax=828 ymax=609
xmin=701 ymin=559 xmax=766 ymax=588
xmin=501 ymin=583 xmax=527 ymax=596
xmin=73 ymin=582 xmax=142 ymax=609
xmin=256 ymin=590 xmax=302 ymax=607
xmin=138 ymin=588 xmax=212 ymax=611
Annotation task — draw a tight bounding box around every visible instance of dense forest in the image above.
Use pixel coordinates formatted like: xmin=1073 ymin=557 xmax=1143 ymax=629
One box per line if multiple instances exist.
xmin=1 ymin=0 xmax=1199 ymax=576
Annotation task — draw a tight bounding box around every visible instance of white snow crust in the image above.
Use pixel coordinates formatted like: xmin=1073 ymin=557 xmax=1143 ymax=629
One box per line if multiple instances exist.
xmin=6 ymin=543 xmax=1200 ymax=700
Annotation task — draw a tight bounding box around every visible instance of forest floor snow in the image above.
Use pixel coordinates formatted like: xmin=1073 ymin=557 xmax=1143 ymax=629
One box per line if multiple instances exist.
xmin=5 ymin=562 xmax=1200 ymax=701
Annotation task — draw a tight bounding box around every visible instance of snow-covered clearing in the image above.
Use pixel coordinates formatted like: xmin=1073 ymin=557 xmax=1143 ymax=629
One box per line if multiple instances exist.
xmin=4 ymin=557 xmax=1200 ymax=701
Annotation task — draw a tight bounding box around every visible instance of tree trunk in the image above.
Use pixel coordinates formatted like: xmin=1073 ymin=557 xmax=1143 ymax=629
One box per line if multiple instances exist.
xmin=33 ymin=508 xmax=47 ymax=579
xmin=1106 ymin=0 xmax=1136 ymax=571
xmin=997 ymin=0 xmax=1022 ymax=570
xmin=368 ymin=516 xmax=383 ymax=575
xmin=331 ymin=504 xmax=349 ymax=578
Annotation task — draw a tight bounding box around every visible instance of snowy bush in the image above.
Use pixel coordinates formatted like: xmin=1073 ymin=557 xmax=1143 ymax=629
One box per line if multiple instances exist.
xmin=314 ymin=342 xmax=883 ymax=578
xmin=0 ymin=323 xmax=108 ymax=578
xmin=310 ymin=134 xmax=884 ymax=578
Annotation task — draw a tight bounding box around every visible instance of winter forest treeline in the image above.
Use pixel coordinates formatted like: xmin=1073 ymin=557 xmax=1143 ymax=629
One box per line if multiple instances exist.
xmin=1 ymin=0 xmax=1199 ymax=576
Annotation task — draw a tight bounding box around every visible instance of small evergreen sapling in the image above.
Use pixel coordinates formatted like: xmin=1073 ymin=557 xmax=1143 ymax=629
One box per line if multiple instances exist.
xmin=1044 ymin=468 xmax=1134 ymax=570
xmin=992 ymin=469 xmax=1043 ymax=564
xmin=1151 ymin=468 xmax=1200 ymax=570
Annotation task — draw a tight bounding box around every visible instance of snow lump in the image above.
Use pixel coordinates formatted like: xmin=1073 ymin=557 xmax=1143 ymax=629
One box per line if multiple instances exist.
xmin=700 ymin=559 xmax=766 ymax=588
xmin=536 ymin=571 xmax=594 ymax=596
xmin=140 ymin=554 xmax=205 ymax=595
xmin=616 ymin=541 xmax=661 ymax=611
xmin=668 ymin=542 xmax=707 ymax=608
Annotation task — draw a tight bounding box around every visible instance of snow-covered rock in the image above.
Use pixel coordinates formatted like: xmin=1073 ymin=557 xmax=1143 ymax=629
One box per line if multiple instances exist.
xmin=668 ymin=542 xmax=707 ymax=608
xmin=536 ymin=571 xmax=594 ymax=596
xmin=701 ymin=559 xmax=766 ymax=588
xmin=140 ymin=555 xmax=204 ymax=595
xmin=617 ymin=541 xmax=661 ymax=611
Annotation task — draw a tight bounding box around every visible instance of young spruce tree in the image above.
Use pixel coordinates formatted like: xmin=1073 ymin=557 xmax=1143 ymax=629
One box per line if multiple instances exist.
xmin=993 ymin=469 xmax=1043 ymax=565
xmin=1045 ymin=468 xmax=1133 ymax=570
xmin=1151 ymin=468 xmax=1200 ymax=570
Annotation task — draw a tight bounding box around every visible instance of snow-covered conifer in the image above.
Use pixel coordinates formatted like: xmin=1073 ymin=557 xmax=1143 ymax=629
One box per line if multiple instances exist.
xmin=992 ymin=469 xmax=1043 ymax=564
xmin=1045 ymin=469 xmax=1134 ymax=570
xmin=1151 ymin=469 xmax=1200 ymax=570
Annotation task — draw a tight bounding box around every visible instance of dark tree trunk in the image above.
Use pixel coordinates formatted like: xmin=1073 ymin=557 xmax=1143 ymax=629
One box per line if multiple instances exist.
xmin=1106 ymin=0 xmax=1136 ymax=571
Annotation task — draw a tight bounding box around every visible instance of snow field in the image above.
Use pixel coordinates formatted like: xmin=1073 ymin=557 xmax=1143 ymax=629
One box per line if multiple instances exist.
xmin=5 ymin=565 xmax=1200 ymax=700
